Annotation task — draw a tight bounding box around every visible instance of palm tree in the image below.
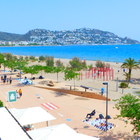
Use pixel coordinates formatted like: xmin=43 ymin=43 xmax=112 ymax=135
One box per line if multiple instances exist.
xmin=121 ymin=58 xmax=139 ymax=82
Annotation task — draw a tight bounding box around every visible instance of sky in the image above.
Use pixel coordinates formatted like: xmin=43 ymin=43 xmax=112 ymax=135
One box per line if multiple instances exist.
xmin=0 ymin=0 xmax=140 ymax=41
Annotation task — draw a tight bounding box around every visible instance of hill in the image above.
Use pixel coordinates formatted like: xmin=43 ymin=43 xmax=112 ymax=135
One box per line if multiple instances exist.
xmin=0 ymin=28 xmax=139 ymax=45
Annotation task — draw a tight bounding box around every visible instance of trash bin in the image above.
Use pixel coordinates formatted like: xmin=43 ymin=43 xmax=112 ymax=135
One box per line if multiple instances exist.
xmin=101 ymin=88 xmax=105 ymax=95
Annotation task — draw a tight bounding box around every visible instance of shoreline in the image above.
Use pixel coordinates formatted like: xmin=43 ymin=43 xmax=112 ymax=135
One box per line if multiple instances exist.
xmin=0 ymin=44 xmax=139 ymax=63
xmin=0 ymin=43 xmax=139 ymax=47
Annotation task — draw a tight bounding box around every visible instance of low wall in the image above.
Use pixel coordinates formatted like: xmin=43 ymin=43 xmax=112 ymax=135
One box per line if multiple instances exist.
xmin=34 ymin=86 xmax=111 ymax=101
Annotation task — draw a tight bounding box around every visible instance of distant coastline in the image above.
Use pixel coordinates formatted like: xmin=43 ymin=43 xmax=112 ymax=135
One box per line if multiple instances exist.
xmin=0 ymin=43 xmax=139 ymax=48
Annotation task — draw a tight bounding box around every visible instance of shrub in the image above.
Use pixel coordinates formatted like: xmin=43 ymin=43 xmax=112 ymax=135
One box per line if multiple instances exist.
xmin=0 ymin=100 xmax=4 ymax=107
xmin=95 ymin=61 xmax=105 ymax=68
xmin=119 ymin=82 xmax=128 ymax=88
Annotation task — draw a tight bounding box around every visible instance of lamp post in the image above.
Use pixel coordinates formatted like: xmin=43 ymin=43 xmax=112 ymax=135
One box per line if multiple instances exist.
xmin=103 ymin=82 xmax=108 ymax=131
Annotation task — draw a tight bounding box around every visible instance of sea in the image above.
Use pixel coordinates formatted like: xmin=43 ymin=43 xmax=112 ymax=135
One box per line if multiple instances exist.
xmin=0 ymin=44 xmax=140 ymax=63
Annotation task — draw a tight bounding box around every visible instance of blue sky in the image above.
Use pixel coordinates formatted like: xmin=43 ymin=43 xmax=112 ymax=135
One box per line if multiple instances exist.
xmin=0 ymin=0 xmax=140 ymax=41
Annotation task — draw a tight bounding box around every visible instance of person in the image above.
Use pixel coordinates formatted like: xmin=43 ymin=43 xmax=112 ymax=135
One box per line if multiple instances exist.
xmin=18 ymin=89 xmax=22 ymax=98
xmin=3 ymin=74 xmax=7 ymax=84
xmin=9 ymin=77 xmax=12 ymax=84
xmin=101 ymin=88 xmax=104 ymax=95
xmin=16 ymin=90 xmax=20 ymax=99
xmin=7 ymin=78 xmax=9 ymax=84
xmin=85 ymin=110 xmax=96 ymax=121
xmin=4 ymin=74 xmax=7 ymax=80
xmin=1 ymin=76 xmax=3 ymax=81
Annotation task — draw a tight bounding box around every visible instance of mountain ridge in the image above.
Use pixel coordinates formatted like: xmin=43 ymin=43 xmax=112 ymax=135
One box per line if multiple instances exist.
xmin=0 ymin=28 xmax=139 ymax=45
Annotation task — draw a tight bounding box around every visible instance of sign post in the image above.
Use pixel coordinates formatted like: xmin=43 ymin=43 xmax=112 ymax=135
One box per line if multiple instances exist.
xmin=7 ymin=91 xmax=17 ymax=102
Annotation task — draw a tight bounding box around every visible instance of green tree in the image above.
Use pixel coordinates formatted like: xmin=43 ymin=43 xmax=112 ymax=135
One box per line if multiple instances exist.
xmin=64 ymin=69 xmax=79 ymax=90
xmin=46 ymin=56 xmax=54 ymax=67
xmin=69 ymin=57 xmax=87 ymax=71
xmin=0 ymin=100 xmax=4 ymax=107
xmin=34 ymin=65 xmax=44 ymax=76
xmin=3 ymin=53 xmax=13 ymax=61
xmin=54 ymin=60 xmax=64 ymax=82
xmin=119 ymin=82 xmax=128 ymax=94
xmin=55 ymin=59 xmax=64 ymax=67
xmin=39 ymin=56 xmax=46 ymax=62
xmin=22 ymin=65 xmax=39 ymax=79
xmin=53 ymin=67 xmax=64 ymax=83
xmin=15 ymin=60 xmax=28 ymax=79
xmin=29 ymin=56 xmax=37 ymax=62
xmin=95 ymin=60 xmax=105 ymax=68
xmin=0 ymin=53 xmax=5 ymax=69
xmin=43 ymin=66 xmax=54 ymax=77
xmin=114 ymin=94 xmax=140 ymax=134
xmin=6 ymin=60 xmax=17 ymax=74
xmin=121 ymin=58 xmax=139 ymax=82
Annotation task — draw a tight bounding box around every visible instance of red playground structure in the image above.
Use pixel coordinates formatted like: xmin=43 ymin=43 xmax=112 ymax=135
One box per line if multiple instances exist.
xmin=79 ymin=67 xmax=114 ymax=81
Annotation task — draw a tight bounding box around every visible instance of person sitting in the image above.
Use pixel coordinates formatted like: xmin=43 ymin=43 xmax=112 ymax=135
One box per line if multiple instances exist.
xmin=99 ymin=114 xmax=104 ymax=119
xmin=85 ymin=110 xmax=96 ymax=121
xmin=31 ymin=77 xmax=35 ymax=80
xmin=39 ymin=75 xmax=44 ymax=79
xmin=105 ymin=115 xmax=111 ymax=119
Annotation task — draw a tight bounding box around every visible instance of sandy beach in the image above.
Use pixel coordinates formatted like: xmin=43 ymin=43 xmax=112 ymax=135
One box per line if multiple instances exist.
xmin=0 ymin=58 xmax=140 ymax=139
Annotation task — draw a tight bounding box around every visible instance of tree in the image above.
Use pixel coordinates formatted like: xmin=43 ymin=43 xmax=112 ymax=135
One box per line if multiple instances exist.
xmin=0 ymin=53 xmax=5 ymax=69
xmin=29 ymin=56 xmax=37 ymax=62
xmin=43 ymin=66 xmax=54 ymax=77
xmin=15 ymin=60 xmax=28 ymax=79
xmin=46 ymin=56 xmax=54 ymax=67
xmin=69 ymin=57 xmax=87 ymax=71
xmin=54 ymin=60 xmax=64 ymax=82
xmin=3 ymin=53 xmax=13 ymax=61
xmin=95 ymin=60 xmax=105 ymax=68
xmin=6 ymin=60 xmax=17 ymax=74
xmin=64 ymin=69 xmax=79 ymax=90
xmin=119 ymin=82 xmax=128 ymax=94
xmin=53 ymin=67 xmax=64 ymax=83
xmin=34 ymin=65 xmax=44 ymax=76
xmin=22 ymin=65 xmax=39 ymax=79
xmin=0 ymin=100 xmax=3 ymax=107
xmin=39 ymin=56 xmax=46 ymax=62
xmin=114 ymin=94 xmax=140 ymax=134
xmin=55 ymin=59 xmax=64 ymax=67
xmin=121 ymin=58 xmax=139 ymax=82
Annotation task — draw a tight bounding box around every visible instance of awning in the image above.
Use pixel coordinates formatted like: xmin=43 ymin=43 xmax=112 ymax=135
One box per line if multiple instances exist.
xmin=9 ymin=107 xmax=56 ymax=126
xmin=0 ymin=107 xmax=31 ymax=140
xmin=28 ymin=123 xmax=99 ymax=140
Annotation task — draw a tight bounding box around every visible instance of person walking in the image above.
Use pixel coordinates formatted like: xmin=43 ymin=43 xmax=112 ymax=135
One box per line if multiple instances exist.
xmin=9 ymin=77 xmax=12 ymax=84
xmin=18 ymin=89 xmax=22 ymax=98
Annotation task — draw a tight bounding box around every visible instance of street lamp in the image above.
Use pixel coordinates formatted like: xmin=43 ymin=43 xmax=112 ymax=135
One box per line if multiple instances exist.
xmin=103 ymin=82 xmax=108 ymax=131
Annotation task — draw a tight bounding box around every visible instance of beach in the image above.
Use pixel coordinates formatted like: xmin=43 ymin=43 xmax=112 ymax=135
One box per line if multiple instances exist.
xmin=0 ymin=58 xmax=140 ymax=139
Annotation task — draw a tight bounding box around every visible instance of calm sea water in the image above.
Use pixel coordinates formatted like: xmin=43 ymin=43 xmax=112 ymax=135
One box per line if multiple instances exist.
xmin=0 ymin=44 xmax=140 ymax=62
